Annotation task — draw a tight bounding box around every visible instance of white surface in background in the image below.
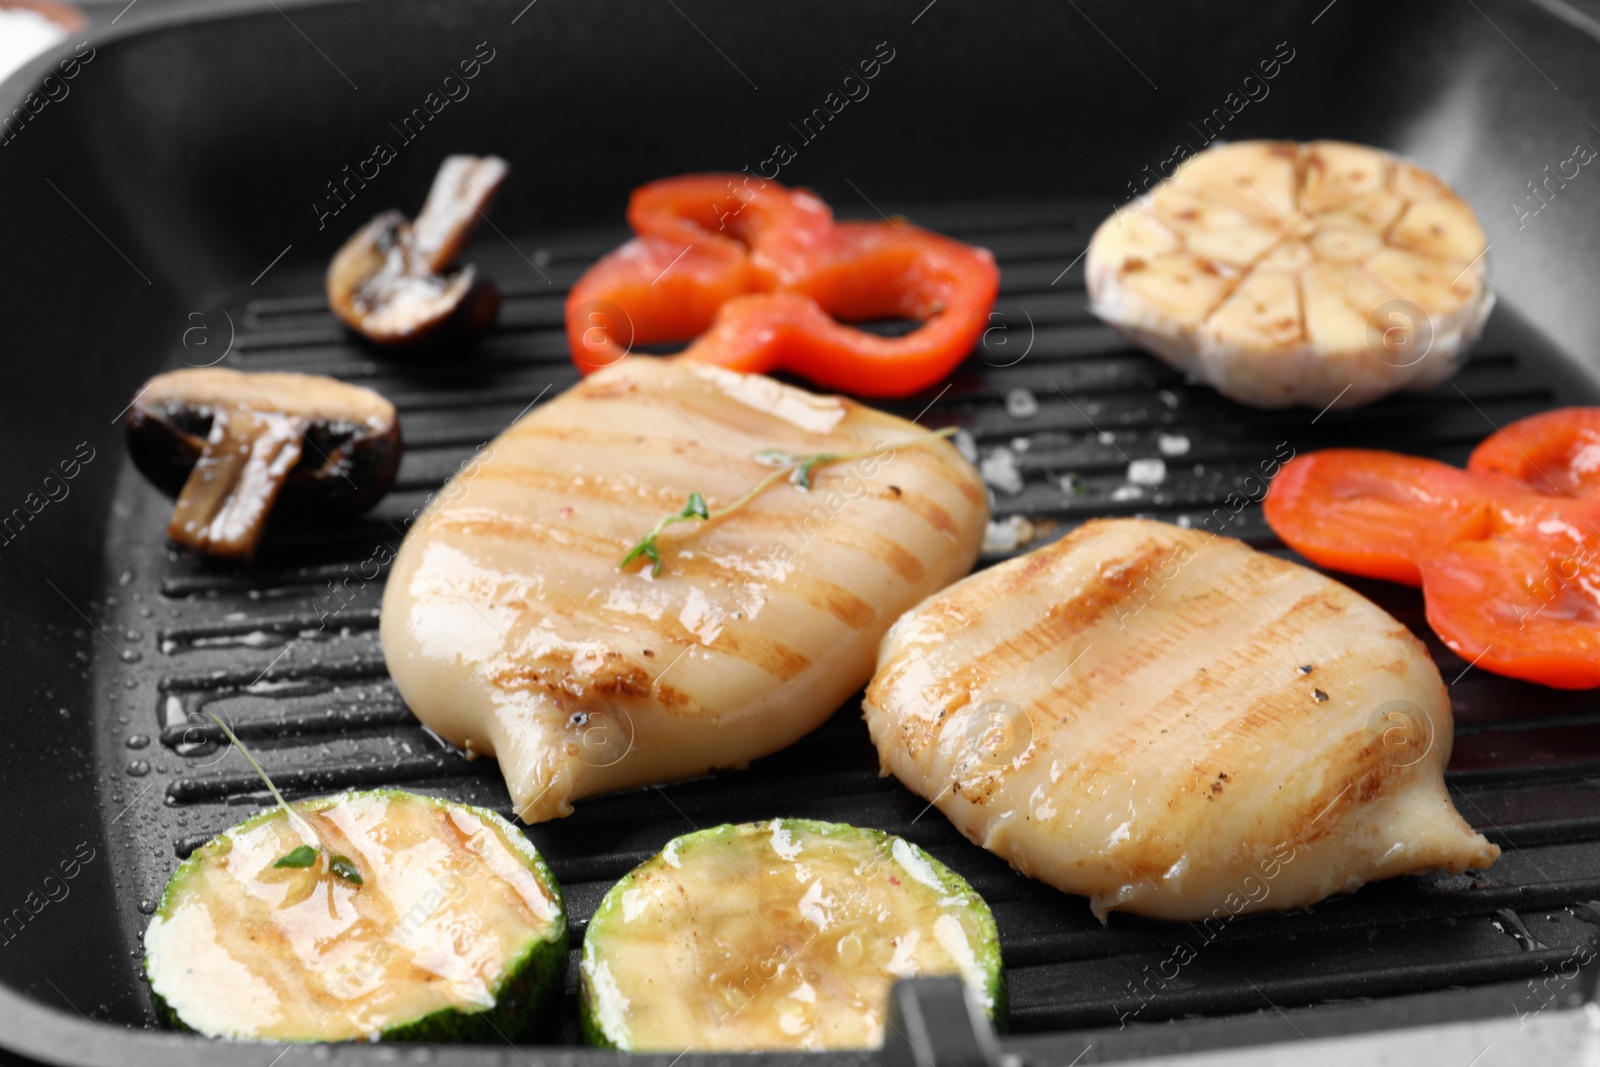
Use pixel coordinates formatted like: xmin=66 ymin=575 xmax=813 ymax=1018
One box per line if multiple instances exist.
xmin=1100 ymin=1002 xmax=1600 ymax=1066
xmin=0 ymin=9 xmax=68 ymax=86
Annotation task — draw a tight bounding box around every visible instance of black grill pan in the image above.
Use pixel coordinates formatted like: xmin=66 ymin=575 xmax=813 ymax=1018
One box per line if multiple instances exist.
xmin=5 ymin=0 xmax=1600 ymax=1064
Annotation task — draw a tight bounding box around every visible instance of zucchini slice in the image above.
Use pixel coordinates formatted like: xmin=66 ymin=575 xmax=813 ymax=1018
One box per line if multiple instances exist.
xmin=143 ymin=790 xmax=566 ymax=1042
xmin=579 ymin=819 xmax=1004 ymax=1051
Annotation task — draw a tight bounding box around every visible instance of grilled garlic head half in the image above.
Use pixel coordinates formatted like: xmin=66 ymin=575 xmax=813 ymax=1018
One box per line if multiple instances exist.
xmin=1086 ymin=140 xmax=1492 ymax=410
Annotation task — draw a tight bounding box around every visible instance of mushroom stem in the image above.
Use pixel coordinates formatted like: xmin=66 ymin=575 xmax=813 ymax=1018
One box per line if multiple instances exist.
xmin=412 ymin=155 xmax=509 ymax=274
xmin=168 ymin=408 xmax=305 ymax=561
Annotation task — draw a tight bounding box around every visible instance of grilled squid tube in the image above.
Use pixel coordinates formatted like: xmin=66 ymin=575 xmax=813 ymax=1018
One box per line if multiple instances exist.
xmin=864 ymin=518 xmax=1499 ymax=921
xmin=380 ymin=357 xmax=987 ymax=822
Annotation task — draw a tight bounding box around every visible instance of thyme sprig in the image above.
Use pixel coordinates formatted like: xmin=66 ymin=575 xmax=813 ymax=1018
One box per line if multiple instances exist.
xmin=619 ymin=427 xmax=959 ymax=577
xmin=618 ymin=492 xmax=709 ymax=576
xmin=208 ymin=712 xmax=362 ymax=887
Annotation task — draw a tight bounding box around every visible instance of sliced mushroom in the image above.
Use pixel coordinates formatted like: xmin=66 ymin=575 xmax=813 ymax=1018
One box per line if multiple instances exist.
xmin=125 ymin=369 xmax=401 ymax=561
xmin=326 ymin=155 xmax=509 ymax=346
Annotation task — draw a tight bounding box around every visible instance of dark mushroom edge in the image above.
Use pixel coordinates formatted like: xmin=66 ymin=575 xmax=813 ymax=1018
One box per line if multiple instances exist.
xmin=125 ymin=368 xmax=401 ymax=561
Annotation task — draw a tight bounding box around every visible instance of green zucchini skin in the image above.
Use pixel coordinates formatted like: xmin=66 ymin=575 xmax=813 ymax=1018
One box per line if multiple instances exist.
xmin=579 ymin=818 xmax=1005 ymax=1051
xmin=144 ymin=789 xmax=567 ymax=1043
xmin=577 ymin=949 xmax=621 ymax=1051
xmin=146 ymin=942 xmax=565 ymax=1042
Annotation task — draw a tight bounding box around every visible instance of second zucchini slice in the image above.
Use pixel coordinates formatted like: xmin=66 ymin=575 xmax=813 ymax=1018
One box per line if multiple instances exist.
xmin=580 ymin=819 xmax=1004 ymax=1051
xmin=144 ymin=790 xmax=567 ymax=1042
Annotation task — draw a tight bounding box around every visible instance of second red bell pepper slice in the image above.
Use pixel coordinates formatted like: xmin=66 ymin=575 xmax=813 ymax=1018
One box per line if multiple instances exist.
xmin=1265 ymin=408 xmax=1600 ymax=689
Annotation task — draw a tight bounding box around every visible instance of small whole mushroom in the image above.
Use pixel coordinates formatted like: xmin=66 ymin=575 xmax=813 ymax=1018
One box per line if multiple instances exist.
xmin=125 ymin=368 xmax=401 ymax=561
xmin=326 ymin=154 xmax=509 ymax=346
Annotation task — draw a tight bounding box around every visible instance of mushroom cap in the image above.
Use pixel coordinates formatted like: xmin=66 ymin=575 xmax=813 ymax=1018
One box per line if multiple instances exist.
xmin=126 ymin=367 xmax=401 ymax=519
xmin=138 ymin=367 xmax=397 ymax=426
xmin=325 ymin=155 xmax=508 ymax=346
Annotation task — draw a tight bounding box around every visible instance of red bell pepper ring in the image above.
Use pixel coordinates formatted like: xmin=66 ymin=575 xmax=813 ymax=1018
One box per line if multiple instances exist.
xmin=1264 ymin=408 xmax=1600 ymax=689
xmin=565 ymin=174 xmax=1000 ymax=397
xmin=1466 ymin=406 xmax=1600 ymax=496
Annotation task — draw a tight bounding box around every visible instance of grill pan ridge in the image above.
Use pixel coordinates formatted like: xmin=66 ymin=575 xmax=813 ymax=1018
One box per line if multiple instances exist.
xmin=6 ymin=0 xmax=1600 ymax=1064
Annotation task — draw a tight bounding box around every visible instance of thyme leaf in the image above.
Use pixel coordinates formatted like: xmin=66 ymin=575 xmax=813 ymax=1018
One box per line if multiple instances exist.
xmin=619 ymin=427 xmax=959 ymax=576
xmin=273 ymin=845 xmax=319 ymax=869
xmin=619 ymin=492 xmax=711 ymax=577
xmin=329 ymin=854 xmax=364 ymax=886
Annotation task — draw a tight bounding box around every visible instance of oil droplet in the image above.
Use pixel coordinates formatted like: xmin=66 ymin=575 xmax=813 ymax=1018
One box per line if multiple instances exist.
xmin=126 ymin=734 xmax=150 ymax=750
xmin=837 ymin=931 xmax=864 ymax=967
xmin=137 ymin=899 xmax=155 ymax=915
xmin=126 ymin=760 xmax=151 ymax=777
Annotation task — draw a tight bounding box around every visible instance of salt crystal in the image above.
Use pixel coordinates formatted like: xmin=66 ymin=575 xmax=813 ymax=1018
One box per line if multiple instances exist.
xmin=1127 ymin=458 xmax=1166 ymax=486
xmin=981 ymin=515 xmax=1036 ymax=554
xmin=1005 ymin=388 xmax=1039 ymax=419
xmin=980 ymin=448 xmax=1024 ymax=495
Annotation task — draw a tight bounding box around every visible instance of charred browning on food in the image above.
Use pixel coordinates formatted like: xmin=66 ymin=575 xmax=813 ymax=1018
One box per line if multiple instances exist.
xmin=125 ymin=369 xmax=400 ymax=562
xmin=653 ymin=680 xmax=692 ymax=709
xmin=588 ymin=663 xmax=656 ymax=700
xmin=327 ymin=155 xmax=509 ymax=346
xmin=883 ymin=488 xmax=959 ymax=537
xmin=954 ymin=772 xmax=1004 ymax=805
xmin=488 ymin=658 xmax=658 ymax=704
